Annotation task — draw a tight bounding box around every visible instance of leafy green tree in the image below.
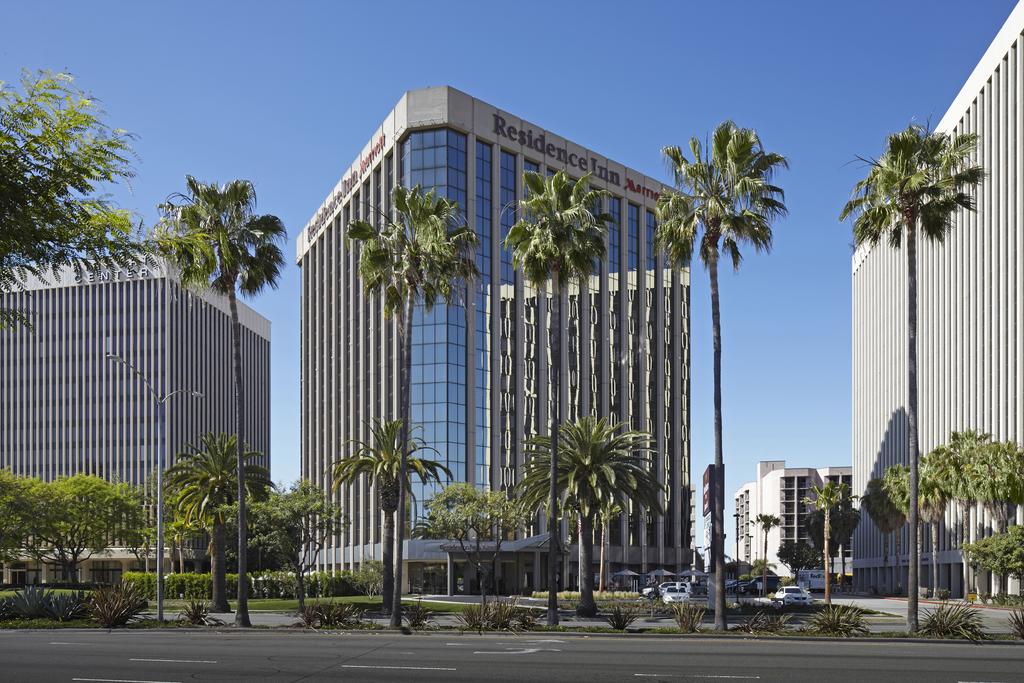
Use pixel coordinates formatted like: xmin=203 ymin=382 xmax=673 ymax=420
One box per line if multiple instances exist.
xmin=804 ymin=481 xmax=852 ymax=604
xmin=353 ymin=560 xmax=385 ymax=598
xmin=777 ymin=540 xmax=820 ymax=585
xmin=0 ymin=470 xmax=28 ymax=563
xmin=168 ymin=513 xmax=202 ymax=576
xmin=346 ymin=185 xmax=477 ymax=628
xmin=248 ymin=480 xmax=346 ymax=611
xmin=19 ymin=475 xmax=143 ymax=581
xmin=0 ymin=71 xmax=146 ymax=330
xmin=963 ymin=525 xmax=1024 ymax=590
xmin=751 ymin=514 xmax=781 ymax=597
xmin=656 ymin=122 xmax=788 ymax=629
xmin=841 ymin=124 xmax=984 ymax=630
xmin=331 ymin=418 xmax=451 ymax=615
xmin=157 ymin=177 xmax=285 ymax=626
xmin=860 ymin=476 xmax=906 ymax=593
xmin=165 ymin=432 xmax=270 ymax=612
xmin=505 ymin=170 xmax=607 ymax=625
xmin=421 ymin=483 xmax=528 ymax=605
xmin=519 ymin=416 xmax=662 ymax=616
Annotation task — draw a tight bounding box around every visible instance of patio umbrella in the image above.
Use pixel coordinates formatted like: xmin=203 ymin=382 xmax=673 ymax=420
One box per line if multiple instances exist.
xmin=611 ymin=569 xmax=640 ymax=578
xmin=646 ymin=568 xmax=677 ymax=578
xmin=678 ymin=569 xmax=707 ymax=578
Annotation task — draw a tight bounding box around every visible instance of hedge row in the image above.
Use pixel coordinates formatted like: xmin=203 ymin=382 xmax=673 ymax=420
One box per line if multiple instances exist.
xmin=122 ymin=571 xmax=363 ymax=600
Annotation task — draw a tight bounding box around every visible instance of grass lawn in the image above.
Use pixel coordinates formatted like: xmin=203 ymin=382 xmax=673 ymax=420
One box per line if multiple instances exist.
xmin=161 ymin=596 xmax=471 ymax=614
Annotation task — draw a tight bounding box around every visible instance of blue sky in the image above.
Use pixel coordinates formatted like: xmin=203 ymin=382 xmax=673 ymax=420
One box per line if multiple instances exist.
xmin=3 ymin=1 xmax=1015 ymax=536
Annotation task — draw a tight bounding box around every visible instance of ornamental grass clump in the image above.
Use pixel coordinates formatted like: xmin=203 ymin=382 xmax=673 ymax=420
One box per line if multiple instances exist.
xmin=671 ymin=603 xmax=705 ymax=633
xmin=808 ymin=604 xmax=869 ymax=637
xmin=734 ymin=610 xmax=792 ymax=634
xmin=919 ymin=603 xmax=987 ymax=641
xmin=1008 ymin=609 xmax=1024 ymax=640
xmin=402 ymin=600 xmax=434 ymax=630
xmin=90 ymin=583 xmax=147 ymax=628
xmin=179 ymin=600 xmax=223 ymax=627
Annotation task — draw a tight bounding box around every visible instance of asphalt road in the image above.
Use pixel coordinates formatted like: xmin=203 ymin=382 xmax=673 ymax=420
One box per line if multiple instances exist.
xmin=0 ymin=630 xmax=1021 ymax=682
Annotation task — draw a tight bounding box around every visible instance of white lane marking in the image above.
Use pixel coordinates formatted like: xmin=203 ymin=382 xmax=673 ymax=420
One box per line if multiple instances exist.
xmin=129 ymin=659 xmax=217 ymax=664
xmin=72 ymin=679 xmax=182 ymax=683
xmin=341 ymin=665 xmax=457 ymax=672
xmin=473 ymin=647 xmax=561 ymax=654
xmin=51 ymin=642 xmax=84 ymax=645
xmin=634 ymin=676 xmax=761 ymax=680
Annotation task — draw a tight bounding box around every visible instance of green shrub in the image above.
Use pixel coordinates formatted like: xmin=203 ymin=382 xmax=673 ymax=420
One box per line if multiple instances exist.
xmin=10 ymin=586 xmax=50 ymax=618
xmin=90 ymin=583 xmax=147 ymax=628
xmin=809 ymin=604 xmax=868 ymax=637
xmin=1008 ymin=609 xmax=1024 ymax=640
xmin=455 ymin=599 xmax=531 ymax=632
xmin=935 ymin=588 xmax=951 ymax=601
xmin=919 ymin=603 xmax=987 ymax=641
xmin=603 ymin=604 xmax=639 ymax=631
xmin=671 ymin=603 xmax=705 ymax=633
xmin=178 ymin=600 xmax=223 ymax=626
xmin=315 ymin=602 xmax=363 ymax=629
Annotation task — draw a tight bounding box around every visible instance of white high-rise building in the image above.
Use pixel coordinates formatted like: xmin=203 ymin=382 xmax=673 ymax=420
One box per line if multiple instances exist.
xmin=0 ymin=262 xmax=271 ymax=584
xmin=852 ymin=4 xmax=1024 ymax=597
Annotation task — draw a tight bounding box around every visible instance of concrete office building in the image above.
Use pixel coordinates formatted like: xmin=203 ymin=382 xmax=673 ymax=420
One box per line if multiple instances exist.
xmin=852 ymin=5 xmax=1024 ymax=597
xmin=733 ymin=461 xmax=852 ymax=577
xmin=298 ymin=86 xmax=693 ymax=594
xmin=0 ymin=262 xmax=271 ymax=584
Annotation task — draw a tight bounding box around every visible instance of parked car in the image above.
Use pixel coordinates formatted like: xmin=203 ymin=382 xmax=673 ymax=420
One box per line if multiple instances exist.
xmin=641 ymin=581 xmax=676 ymax=598
xmin=660 ymin=582 xmax=703 ymax=605
xmin=773 ymin=585 xmax=813 ymax=606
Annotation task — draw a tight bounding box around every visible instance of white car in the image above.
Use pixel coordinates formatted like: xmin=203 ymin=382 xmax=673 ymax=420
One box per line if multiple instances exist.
xmin=641 ymin=582 xmax=676 ymax=598
xmin=661 ymin=583 xmax=699 ymax=604
xmin=773 ymin=586 xmax=813 ymax=606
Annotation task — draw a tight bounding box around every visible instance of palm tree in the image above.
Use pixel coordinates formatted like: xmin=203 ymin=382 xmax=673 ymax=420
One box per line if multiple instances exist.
xmin=918 ymin=451 xmax=950 ymax=597
xmin=331 ymin=418 xmax=451 ymax=614
xmin=157 ymin=176 xmax=285 ymax=626
xmin=168 ymin=513 xmax=201 ymax=575
xmin=505 ymin=170 xmax=608 ymax=626
xmin=165 ymin=432 xmax=271 ymax=612
xmin=804 ymin=481 xmax=851 ymax=605
xmin=882 ymin=465 xmax=912 ymax=596
xmin=519 ymin=416 xmax=662 ymax=617
xmin=829 ymin=492 xmax=861 ymax=592
xmin=597 ymin=500 xmax=622 ymax=593
xmin=347 ymin=185 xmax=477 ymax=627
xmin=751 ymin=514 xmax=780 ymax=597
xmin=861 ymin=477 xmax=906 ymax=594
xmin=930 ymin=430 xmax=990 ymax=595
xmin=656 ymin=122 xmax=788 ymax=628
xmin=840 ymin=125 xmax=983 ymax=630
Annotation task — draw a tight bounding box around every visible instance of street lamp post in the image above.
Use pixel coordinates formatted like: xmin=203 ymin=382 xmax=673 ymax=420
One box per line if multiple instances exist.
xmin=106 ymin=352 xmax=201 ymax=623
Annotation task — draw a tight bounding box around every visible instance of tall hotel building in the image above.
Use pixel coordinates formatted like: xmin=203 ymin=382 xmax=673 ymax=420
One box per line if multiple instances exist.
xmin=852 ymin=4 xmax=1024 ymax=597
xmin=0 ymin=262 xmax=271 ymax=584
xmin=299 ymin=86 xmax=693 ymax=593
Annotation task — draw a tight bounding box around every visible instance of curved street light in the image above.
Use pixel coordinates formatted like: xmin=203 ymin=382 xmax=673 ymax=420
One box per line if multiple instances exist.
xmin=106 ymin=352 xmax=202 ymax=622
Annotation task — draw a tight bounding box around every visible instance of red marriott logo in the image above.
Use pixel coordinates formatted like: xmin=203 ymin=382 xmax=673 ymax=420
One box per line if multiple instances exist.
xmin=306 ymin=134 xmax=386 ymax=242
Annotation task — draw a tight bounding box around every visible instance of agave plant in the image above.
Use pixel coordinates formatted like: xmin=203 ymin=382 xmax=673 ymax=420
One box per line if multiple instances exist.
xmin=402 ymin=599 xmax=434 ymax=630
xmin=44 ymin=591 xmax=90 ymax=622
xmin=0 ymin=597 xmax=14 ymax=621
xmin=90 ymin=583 xmax=147 ymax=628
xmin=734 ymin=610 xmax=792 ymax=634
xmin=10 ymin=586 xmax=50 ymax=619
xmin=919 ymin=603 xmax=987 ymax=641
xmin=179 ymin=600 xmax=223 ymax=627
xmin=313 ymin=602 xmax=363 ymax=629
xmin=809 ymin=604 xmax=869 ymax=637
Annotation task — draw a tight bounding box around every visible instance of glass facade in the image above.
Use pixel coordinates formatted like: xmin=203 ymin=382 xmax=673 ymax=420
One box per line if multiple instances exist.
xmin=474 ymin=141 xmax=492 ymax=489
xmin=498 ymin=151 xmax=517 ymax=490
xmin=402 ymin=130 xmax=469 ymax=514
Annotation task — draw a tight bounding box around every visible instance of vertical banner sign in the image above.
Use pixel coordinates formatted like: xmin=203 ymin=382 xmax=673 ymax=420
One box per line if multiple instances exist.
xmin=702 ymin=464 xmax=717 ymax=565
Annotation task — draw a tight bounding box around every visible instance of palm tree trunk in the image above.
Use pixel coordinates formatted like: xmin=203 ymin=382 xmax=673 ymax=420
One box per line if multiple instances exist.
xmin=227 ymin=291 xmax=251 ymax=627
xmin=598 ymin=521 xmax=606 ymax=594
xmin=931 ymin=520 xmax=940 ymax=598
xmin=962 ymin=500 xmax=971 ymax=596
xmin=578 ymin=515 xmax=597 ymax=617
xmin=547 ymin=277 xmax=562 ymax=626
xmin=840 ymin=544 xmax=847 ymax=593
xmin=211 ymin=521 xmax=229 ymax=612
xmin=882 ymin=534 xmax=889 ymax=594
xmin=824 ymin=508 xmax=831 ymax=605
xmin=381 ymin=502 xmax=395 ymax=615
xmin=762 ymin=530 xmax=768 ymax=598
xmin=708 ymin=255 xmax=727 ymax=629
xmin=391 ymin=299 xmax=413 ymax=628
xmin=905 ymin=214 xmax=920 ymax=632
